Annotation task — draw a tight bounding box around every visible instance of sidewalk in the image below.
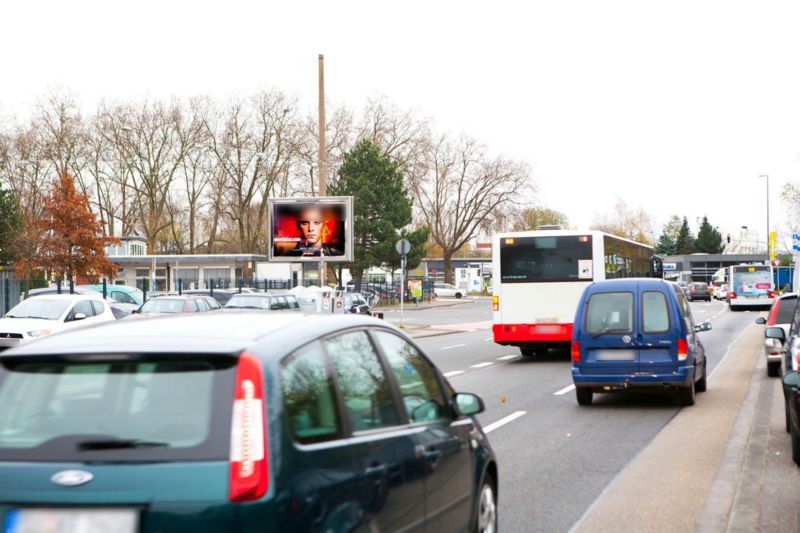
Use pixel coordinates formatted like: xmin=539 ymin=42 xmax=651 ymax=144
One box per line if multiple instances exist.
xmin=378 ymin=295 xmax=489 ymax=338
xmin=571 ymin=323 xmax=799 ymax=532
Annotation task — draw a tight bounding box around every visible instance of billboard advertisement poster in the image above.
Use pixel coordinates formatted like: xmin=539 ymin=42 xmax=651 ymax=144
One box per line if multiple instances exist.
xmin=268 ymin=197 xmax=354 ymax=262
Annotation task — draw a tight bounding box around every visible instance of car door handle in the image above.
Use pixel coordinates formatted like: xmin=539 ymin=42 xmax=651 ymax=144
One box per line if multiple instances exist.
xmin=424 ymin=448 xmax=442 ymax=469
xmin=364 ymin=463 xmax=388 ymax=477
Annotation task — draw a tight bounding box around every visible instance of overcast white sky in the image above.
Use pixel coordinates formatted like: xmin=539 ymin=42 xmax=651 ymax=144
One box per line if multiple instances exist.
xmin=3 ymin=0 xmax=800 ymax=248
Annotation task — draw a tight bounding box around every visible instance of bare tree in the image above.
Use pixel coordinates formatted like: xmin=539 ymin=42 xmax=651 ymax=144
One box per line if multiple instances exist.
xmin=591 ymin=198 xmax=654 ymax=244
xmin=410 ymin=134 xmax=532 ymax=283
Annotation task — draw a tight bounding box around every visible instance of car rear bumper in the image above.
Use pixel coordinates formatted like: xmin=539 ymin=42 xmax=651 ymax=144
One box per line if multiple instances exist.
xmin=572 ymin=367 xmax=694 ymax=388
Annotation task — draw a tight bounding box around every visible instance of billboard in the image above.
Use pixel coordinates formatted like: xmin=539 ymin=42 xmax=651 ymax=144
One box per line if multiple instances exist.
xmin=268 ymin=197 xmax=353 ymax=262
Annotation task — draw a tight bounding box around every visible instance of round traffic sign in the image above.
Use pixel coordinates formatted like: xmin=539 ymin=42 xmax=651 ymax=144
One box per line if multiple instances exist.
xmin=395 ymin=239 xmax=411 ymax=255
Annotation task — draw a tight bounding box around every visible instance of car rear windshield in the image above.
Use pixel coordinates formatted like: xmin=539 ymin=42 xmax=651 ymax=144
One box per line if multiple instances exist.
xmin=0 ymin=356 xmax=236 ymax=461
xmin=500 ymin=235 xmax=593 ymax=283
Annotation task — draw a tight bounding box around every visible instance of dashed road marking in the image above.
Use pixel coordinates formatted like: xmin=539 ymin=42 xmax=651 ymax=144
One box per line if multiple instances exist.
xmin=484 ymin=411 xmax=527 ymax=434
xmin=471 ymin=362 xmax=494 ymax=369
xmin=484 ymin=337 xmax=493 ymax=341
xmin=443 ymin=370 xmax=465 ymax=378
xmin=441 ymin=343 xmax=467 ymax=350
xmin=497 ymin=354 xmax=518 ymax=361
xmin=554 ymin=384 xmax=576 ymax=396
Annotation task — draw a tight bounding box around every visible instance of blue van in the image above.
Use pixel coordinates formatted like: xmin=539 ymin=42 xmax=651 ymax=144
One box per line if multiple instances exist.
xmin=571 ymin=278 xmax=711 ymax=406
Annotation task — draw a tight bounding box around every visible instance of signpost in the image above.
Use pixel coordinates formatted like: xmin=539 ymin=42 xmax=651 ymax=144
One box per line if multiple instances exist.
xmin=396 ymin=239 xmax=411 ymax=327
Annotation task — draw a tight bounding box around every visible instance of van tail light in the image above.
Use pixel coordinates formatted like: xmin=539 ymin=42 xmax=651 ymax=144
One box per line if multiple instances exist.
xmin=229 ymin=351 xmax=268 ymax=502
xmin=729 ymin=291 xmax=737 ymax=300
xmin=677 ymin=338 xmax=689 ymax=361
xmin=571 ymin=341 xmax=581 ymax=363
xmin=768 ymin=290 xmax=776 ymax=298
xmin=492 ymin=295 xmax=499 ymax=312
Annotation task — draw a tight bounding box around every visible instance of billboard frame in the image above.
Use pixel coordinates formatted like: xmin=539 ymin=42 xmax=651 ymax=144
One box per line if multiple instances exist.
xmin=267 ymin=196 xmax=354 ymax=263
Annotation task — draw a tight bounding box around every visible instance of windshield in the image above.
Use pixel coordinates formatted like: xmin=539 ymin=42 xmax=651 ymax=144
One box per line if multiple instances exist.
xmin=0 ymin=357 xmax=235 ymax=461
xmin=6 ymin=299 xmax=71 ymax=320
xmin=500 ymin=235 xmax=594 ymax=283
xmin=139 ymin=299 xmax=186 ymax=314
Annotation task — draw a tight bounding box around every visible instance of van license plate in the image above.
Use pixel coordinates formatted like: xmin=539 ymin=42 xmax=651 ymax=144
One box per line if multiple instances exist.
xmin=4 ymin=508 xmax=137 ymax=533
xmin=594 ymin=349 xmax=635 ymax=361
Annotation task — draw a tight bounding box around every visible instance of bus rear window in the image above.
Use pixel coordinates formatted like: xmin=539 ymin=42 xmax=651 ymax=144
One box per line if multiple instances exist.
xmin=500 ymin=235 xmax=593 ymax=283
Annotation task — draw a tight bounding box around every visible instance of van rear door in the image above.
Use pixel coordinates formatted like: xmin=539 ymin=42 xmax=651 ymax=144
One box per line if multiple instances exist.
xmin=579 ymin=289 xmax=638 ymax=375
xmin=637 ymin=289 xmax=679 ymax=374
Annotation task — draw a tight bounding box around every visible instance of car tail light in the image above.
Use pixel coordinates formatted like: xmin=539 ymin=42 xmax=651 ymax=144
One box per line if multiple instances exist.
xmin=767 ymin=300 xmax=780 ymax=326
xmin=769 ymin=290 xmax=776 ymax=298
xmin=571 ymin=341 xmax=580 ymax=363
xmin=729 ymin=291 xmax=737 ymax=300
xmin=492 ymin=295 xmax=499 ymax=311
xmin=677 ymin=338 xmax=689 ymax=361
xmin=229 ymin=351 xmax=268 ymax=502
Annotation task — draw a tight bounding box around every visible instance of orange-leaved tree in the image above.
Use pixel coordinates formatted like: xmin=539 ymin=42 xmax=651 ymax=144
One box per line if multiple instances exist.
xmin=17 ymin=173 xmax=120 ymax=284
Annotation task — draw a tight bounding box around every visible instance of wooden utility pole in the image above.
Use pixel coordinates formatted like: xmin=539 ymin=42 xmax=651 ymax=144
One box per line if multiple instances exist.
xmin=318 ymin=54 xmax=327 ymax=196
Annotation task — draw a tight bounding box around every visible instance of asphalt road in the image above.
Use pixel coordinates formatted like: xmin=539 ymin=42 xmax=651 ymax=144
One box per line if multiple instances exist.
xmin=388 ymin=298 xmax=762 ymax=532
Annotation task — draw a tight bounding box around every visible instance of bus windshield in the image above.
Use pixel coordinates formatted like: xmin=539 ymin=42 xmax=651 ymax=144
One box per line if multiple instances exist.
xmin=500 ymin=235 xmax=594 ymax=283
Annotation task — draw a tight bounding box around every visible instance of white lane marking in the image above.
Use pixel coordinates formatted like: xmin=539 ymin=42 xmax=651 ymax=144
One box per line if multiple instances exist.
xmin=484 ymin=337 xmax=493 ymax=341
xmin=497 ymin=354 xmax=518 ymax=361
xmin=483 ymin=411 xmax=527 ymax=434
xmin=443 ymin=370 xmax=465 ymax=378
xmin=441 ymin=343 xmax=467 ymax=351
xmin=471 ymin=362 xmax=494 ymax=369
xmin=554 ymin=384 xmax=576 ymax=396
xmin=708 ymin=324 xmax=752 ymax=379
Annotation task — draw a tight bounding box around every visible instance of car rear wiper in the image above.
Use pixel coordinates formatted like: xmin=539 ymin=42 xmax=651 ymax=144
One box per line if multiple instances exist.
xmin=77 ymin=438 xmax=169 ymax=450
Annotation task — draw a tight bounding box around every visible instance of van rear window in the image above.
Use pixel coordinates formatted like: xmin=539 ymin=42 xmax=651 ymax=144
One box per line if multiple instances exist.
xmin=585 ymin=292 xmax=633 ymax=334
xmin=642 ymin=291 xmax=669 ymax=333
xmin=0 ymin=356 xmax=235 ymax=462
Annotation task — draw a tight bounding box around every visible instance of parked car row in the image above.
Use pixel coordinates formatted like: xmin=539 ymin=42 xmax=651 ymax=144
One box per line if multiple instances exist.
xmin=759 ymin=292 xmax=800 ymax=465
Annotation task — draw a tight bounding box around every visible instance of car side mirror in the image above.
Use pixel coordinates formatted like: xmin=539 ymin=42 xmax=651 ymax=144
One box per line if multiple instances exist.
xmin=783 ymin=371 xmax=800 ymax=388
xmin=72 ymin=313 xmax=87 ymax=321
xmin=765 ymin=326 xmax=786 ymax=341
xmin=755 ymin=317 xmax=767 ymax=325
xmin=694 ymin=322 xmax=712 ymax=332
xmin=453 ymin=392 xmax=485 ymax=416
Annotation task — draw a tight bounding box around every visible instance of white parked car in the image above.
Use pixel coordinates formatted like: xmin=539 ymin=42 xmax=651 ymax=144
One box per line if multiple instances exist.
xmin=0 ymin=294 xmax=117 ymax=351
xmin=434 ymin=282 xmax=465 ymax=299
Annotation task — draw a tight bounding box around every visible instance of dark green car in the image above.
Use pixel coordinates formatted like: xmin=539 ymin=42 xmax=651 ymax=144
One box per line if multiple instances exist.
xmin=0 ymin=312 xmax=498 ymax=532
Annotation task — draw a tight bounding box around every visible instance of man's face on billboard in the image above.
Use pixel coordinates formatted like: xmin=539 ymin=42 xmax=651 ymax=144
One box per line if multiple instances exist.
xmin=298 ymin=206 xmax=323 ymax=246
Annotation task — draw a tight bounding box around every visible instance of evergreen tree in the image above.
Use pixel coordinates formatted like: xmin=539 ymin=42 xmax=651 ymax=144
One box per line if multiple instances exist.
xmin=654 ymin=215 xmax=681 ymax=255
xmin=694 ymin=216 xmax=725 ymax=254
xmin=0 ymin=186 xmax=22 ymax=264
xmin=329 ymin=140 xmax=428 ymax=280
xmin=674 ymin=217 xmax=695 ymax=254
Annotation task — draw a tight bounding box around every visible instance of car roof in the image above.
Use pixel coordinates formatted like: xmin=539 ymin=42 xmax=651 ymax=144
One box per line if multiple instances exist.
xmin=586 ymin=278 xmax=675 ymax=290
xmin=21 ymin=292 xmax=106 ymax=301
xmin=2 ymin=311 xmax=393 ymax=357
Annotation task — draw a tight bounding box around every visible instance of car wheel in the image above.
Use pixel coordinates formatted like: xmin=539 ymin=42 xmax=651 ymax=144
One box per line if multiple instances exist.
xmin=767 ymin=361 xmax=781 ymax=378
xmin=679 ymin=382 xmax=696 ymax=406
xmin=455 ymin=292 xmax=463 ymax=299
xmin=792 ymin=422 xmax=800 ymax=466
xmin=695 ymin=360 xmax=707 ymax=393
xmin=472 ymin=475 xmax=497 ymax=533
xmin=576 ymin=386 xmax=593 ymax=405
xmin=786 ymin=400 xmax=791 ymax=434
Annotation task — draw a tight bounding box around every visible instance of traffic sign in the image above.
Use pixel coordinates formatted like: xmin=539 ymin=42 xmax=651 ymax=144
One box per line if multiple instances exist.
xmin=395 ymin=239 xmax=411 ymax=255
xmin=793 ymin=234 xmax=800 ymax=252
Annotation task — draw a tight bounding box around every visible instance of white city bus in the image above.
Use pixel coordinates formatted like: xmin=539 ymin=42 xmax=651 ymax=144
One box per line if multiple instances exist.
xmin=728 ymin=263 xmax=774 ymax=310
xmin=492 ymin=229 xmax=654 ymax=356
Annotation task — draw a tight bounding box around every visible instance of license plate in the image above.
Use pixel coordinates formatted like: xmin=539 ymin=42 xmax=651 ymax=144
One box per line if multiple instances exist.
xmin=533 ymin=325 xmax=561 ymax=334
xmin=4 ymin=508 xmax=138 ymax=533
xmin=594 ymin=349 xmax=635 ymax=361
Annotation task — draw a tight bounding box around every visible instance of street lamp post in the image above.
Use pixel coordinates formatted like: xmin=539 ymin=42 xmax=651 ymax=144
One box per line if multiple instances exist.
xmin=759 ymin=174 xmax=769 ymax=255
